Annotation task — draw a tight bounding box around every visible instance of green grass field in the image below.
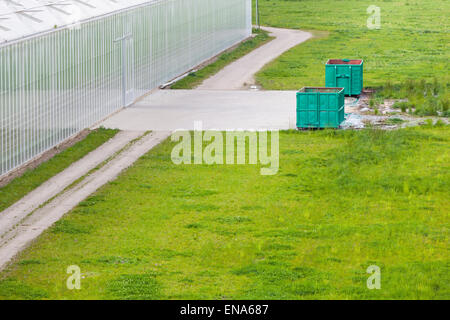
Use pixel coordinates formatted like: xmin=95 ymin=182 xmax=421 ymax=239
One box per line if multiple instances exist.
xmin=254 ymin=0 xmax=449 ymax=90
xmin=0 ymin=0 xmax=448 ymax=300
xmin=0 ymin=128 xmax=118 ymax=213
xmin=0 ymin=126 xmax=448 ymax=299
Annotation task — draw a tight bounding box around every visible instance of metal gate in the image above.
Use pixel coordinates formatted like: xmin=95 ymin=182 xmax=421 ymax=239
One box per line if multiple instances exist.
xmin=116 ymin=22 xmax=135 ymax=107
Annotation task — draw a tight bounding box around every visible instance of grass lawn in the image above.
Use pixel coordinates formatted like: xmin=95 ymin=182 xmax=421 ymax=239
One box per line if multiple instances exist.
xmin=0 ymin=128 xmax=118 ymax=213
xmin=254 ymin=0 xmax=449 ymax=89
xmin=170 ymin=28 xmax=273 ymax=89
xmin=0 ymin=126 xmax=448 ymax=299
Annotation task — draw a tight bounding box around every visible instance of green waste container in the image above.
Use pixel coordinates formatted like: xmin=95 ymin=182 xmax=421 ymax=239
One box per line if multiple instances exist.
xmin=296 ymin=87 xmax=345 ymax=129
xmin=325 ymin=59 xmax=363 ymax=96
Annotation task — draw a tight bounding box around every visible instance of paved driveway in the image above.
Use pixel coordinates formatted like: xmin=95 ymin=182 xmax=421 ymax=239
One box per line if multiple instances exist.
xmin=100 ymin=27 xmax=311 ymax=131
xmin=101 ymin=89 xmax=297 ymax=131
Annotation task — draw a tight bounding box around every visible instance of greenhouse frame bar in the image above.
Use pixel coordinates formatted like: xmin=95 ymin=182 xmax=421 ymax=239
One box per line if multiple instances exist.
xmin=0 ymin=0 xmax=252 ymax=176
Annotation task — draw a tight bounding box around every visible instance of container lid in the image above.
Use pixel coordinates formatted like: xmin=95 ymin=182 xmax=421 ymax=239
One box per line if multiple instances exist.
xmin=298 ymin=87 xmax=344 ymax=93
xmin=326 ymin=59 xmax=363 ymax=65
xmin=0 ymin=0 xmax=154 ymax=45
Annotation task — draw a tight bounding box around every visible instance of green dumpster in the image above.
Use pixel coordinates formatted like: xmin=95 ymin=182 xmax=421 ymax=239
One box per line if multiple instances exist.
xmin=296 ymin=87 xmax=345 ymax=129
xmin=325 ymin=59 xmax=363 ymax=96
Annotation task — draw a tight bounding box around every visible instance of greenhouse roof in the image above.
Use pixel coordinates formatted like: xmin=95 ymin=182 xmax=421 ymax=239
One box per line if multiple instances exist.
xmin=0 ymin=0 xmax=152 ymax=44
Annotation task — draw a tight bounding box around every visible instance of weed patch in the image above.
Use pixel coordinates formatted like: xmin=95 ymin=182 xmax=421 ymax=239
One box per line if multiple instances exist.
xmin=51 ymin=220 xmax=92 ymax=235
xmin=106 ymin=274 xmax=161 ymax=300
xmin=0 ymin=279 xmax=48 ymax=300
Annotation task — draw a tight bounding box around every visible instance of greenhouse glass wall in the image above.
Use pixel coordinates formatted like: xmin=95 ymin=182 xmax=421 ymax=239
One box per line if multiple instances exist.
xmin=0 ymin=0 xmax=252 ymax=176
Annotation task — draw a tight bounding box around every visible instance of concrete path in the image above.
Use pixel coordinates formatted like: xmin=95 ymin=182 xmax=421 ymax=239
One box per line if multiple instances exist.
xmin=0 ymin=131 xmax=170 ymax=271
xmin=102 ymin=90 xmax=297 ymax=131
xmin=197 ymin=27 xmax=312 ymax=90
xmin=102 ymin=26 xmax=311 ymax=131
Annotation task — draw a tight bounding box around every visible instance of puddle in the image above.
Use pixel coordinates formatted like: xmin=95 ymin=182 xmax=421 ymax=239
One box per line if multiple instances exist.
xmin=341 ymin=114 xmax=365 ymax=130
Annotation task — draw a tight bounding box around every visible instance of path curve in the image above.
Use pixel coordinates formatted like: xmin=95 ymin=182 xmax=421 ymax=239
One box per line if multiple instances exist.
xmin=196 ymin=27 xmax=312 ymax=90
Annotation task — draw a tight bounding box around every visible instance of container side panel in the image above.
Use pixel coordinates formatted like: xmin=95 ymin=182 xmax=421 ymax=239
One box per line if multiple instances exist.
xmin=325 ymin=61 xmax=363 ymax=96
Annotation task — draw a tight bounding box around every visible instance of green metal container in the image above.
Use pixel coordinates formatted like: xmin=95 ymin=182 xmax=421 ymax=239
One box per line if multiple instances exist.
xmin=296 ymin=87 xmax=345 ymax=129
xmin=325 ymin=59 xmax=363 ymax=96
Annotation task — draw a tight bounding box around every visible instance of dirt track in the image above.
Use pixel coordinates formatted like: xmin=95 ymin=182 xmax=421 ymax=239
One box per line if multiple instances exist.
xmin=0 ymin=131 xmax=170 ymax=271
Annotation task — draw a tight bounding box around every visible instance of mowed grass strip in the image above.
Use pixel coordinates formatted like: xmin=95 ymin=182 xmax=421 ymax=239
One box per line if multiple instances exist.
xmin=254 ymin=0 xmax=449 ymax=89
xmin=0 ymin=126 xmax=448 ymax=299
xmin=170 ymin=28 xmax=273 ymax=89
xmin=0 ymin=128 xmax=119 ymax=212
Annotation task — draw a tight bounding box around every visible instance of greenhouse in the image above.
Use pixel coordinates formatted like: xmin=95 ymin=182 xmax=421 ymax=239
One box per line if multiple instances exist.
xmin=0 ymin=0 xmax=252 ymax=176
